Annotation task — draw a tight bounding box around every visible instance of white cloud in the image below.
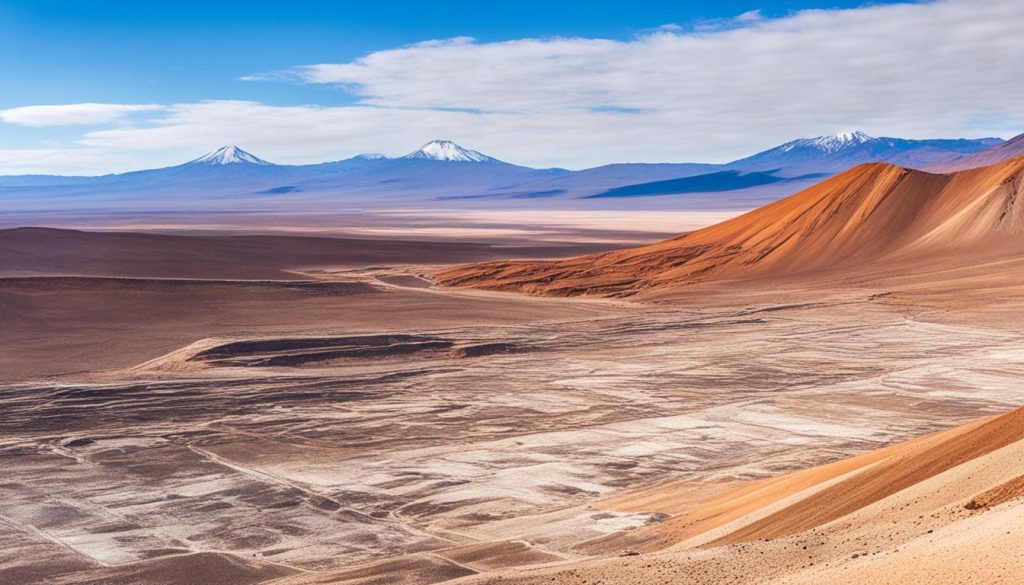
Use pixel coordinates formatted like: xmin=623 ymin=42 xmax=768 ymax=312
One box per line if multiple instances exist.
xmin=280 ymin=0 xmax=1024 ymax=142
xmin=736 ymin=10 xmax=763 ymax=23
xmin=0 ymin=148 xmax=126 ymax=175
xmin=0 ymin=103 xmax=164 ymax=127
xmin=4 ymin=0 xmax=1024 ymax=174
xmin=78 ymin=99 xmax=749 ymax=170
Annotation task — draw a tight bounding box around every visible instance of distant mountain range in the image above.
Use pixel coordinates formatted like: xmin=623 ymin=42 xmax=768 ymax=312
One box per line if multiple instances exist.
xmin=936 ymin=132 xmax=1024 ymax=172
xmin=728 ymin=131 xmax=1004 ymax=171
xmin=0 ymin=133 xmax=1019 ymax=213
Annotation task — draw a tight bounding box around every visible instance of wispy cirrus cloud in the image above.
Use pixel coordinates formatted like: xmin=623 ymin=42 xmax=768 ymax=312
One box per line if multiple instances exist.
xmin=0 ymin=103 xmax=165 ymax=127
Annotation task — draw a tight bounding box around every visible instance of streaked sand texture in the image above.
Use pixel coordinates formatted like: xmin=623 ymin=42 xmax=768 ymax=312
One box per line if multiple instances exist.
xmin=4 ymin=262 xmax=1024 ymax=582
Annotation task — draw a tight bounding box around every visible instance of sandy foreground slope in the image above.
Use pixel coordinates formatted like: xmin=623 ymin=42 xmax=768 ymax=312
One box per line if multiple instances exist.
xmin=459 ymin=406 xmax=1024 ymax=585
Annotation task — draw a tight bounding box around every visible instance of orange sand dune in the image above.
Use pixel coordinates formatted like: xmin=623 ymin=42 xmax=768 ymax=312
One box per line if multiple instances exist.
xmin=712 ymin=406 xmax=1024 ymax=544
xmin=466 ymin=405 xmax=1024 ymax=585
xmin=587 ymin=414 xmax=993 ymax=554
xmin=438 ymin=156 xmax=1024 ymax=297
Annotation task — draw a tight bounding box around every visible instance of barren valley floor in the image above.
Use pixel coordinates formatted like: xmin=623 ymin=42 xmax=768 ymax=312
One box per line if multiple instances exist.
xmin=3 ymin=232 xmax=1024 ymax=583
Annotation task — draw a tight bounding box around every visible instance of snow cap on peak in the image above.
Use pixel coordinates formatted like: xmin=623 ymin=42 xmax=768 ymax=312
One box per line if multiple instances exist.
xmin=782 ymin=130 xmax=876 ymax=153
xmin=831 ymin=130 xmax=873 ymax=143
xmin=189 ymin=146 xmax=273 ymax=166
xmin=402 ymin=140 xmax=495 ymax=162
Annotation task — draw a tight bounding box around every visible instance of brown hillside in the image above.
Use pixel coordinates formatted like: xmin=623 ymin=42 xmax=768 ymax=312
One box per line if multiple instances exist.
xmin=437 ymin=157 xmax=1024 ymax=297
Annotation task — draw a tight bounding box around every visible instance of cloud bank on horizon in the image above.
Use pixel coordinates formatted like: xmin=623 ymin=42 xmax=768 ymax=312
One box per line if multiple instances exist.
xmin=2 ymin=0 xmax=1023 ymax=175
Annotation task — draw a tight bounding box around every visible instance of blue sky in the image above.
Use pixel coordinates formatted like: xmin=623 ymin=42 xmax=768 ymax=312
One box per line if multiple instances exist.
xmin=1 ymin=0 xmax=1022 ymax=174
xmin=0 ymin=1 xmax=901 ymax=107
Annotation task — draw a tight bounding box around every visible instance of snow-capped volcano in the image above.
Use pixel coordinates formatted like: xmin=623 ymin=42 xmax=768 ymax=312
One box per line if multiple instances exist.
xmin=730 ymin=131 xmax=999 ymax=171
xmin=187 ymin=146 xmax=274 ymax=166
xmin=784 ymin=131 xmax=874 ymax=153
xmin=402 ymin=140 xmax=496 ymax=162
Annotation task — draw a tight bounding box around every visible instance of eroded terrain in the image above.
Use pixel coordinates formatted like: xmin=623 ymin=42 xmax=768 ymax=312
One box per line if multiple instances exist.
xmin=4 ymin=271 xmax=1024 ymax=583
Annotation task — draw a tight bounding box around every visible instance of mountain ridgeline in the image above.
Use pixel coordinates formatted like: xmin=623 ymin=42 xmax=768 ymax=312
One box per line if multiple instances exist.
xmin=0 ymin=133 xmax=1019 ymax=212
xmin=729 ymin=131 xmax=1004 ymax=171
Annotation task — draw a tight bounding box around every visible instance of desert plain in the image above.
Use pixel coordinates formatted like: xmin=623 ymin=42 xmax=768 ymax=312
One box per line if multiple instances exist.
xmin=4 ymin=159 xmax=1024 ymax=585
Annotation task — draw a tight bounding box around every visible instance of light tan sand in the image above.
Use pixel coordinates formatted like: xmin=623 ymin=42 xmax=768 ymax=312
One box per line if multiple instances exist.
xmin=461 ymin=407 xmax=1024 ymax=585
